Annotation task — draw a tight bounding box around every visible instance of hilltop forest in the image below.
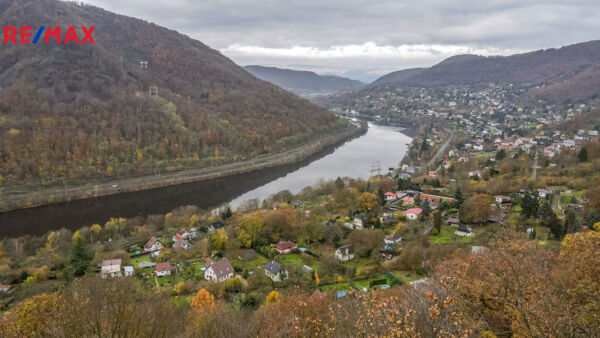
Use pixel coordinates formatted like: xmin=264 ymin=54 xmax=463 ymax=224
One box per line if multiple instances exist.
xmin=0 ymin=0 xmax=344 ymax=189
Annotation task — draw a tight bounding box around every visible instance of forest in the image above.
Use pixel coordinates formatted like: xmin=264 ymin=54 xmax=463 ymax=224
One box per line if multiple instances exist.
xmin=0 ymin=0 xmax=344 ymax=190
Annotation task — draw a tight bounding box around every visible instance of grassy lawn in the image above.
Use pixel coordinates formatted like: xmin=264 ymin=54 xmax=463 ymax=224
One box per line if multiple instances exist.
xmin=389 ymin=270 xmax=418 ymax=284
xmin=320 ymin=283 xmax=349 ymax=292
xmin=343 ymin=258 xmax=373 ymax=269
xmin=429 ymin=225 xmax=473 ymax=244
xmin=232 ymin=255 xmax=269 ymax=271
xmin=132 ymin=255 xmax=151 ymax=266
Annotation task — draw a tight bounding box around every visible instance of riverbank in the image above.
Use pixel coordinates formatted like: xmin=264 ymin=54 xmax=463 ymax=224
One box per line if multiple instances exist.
xmin=0 ymin=122 xmax=367 ymax=213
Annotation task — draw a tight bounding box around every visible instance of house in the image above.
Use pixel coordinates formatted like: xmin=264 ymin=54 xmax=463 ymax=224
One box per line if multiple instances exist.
xmin=469 ymin=170 xmax=482 ymax=178
xmin=101 ymin=259 xmax=122 ymax=278
xmin=238 ymin=249 xmax=257 ymax=261
xmin=0 ymin=285 xmax=12 ymax=292
xmin=204 ymin=258 xmax=234 ymax=282
xmin=405 ymin=208 xmax=423 ymax=220
xmin=335 ymin=245 xmax=355 ymax=263
xmin=384 ymin=192 xmax=397 ymax=202
xmin=537 ymin=189 xmax=552 ymax=198
xmin=208 ymin=221 xmax=225 ymax=232
xmin=353 ymin=214 xmax=368 ymax=229
xmin=155 ymin=262 xmax=172 ymax=277
xmin=172 ymin=229 xmax=196 ymax=242
xmin=275 ymin=241 xmax=297 ymax=254
xmin=454 ymin=225 xmax=474 ymax=237
xmin=302 ymin=265 xmax=313 ymax=273
xmin=402 ymin=196 xmax=415 ymax=206
xmin=172 ymin=239 xmax=191 ymax=251
xmin=447 ymin=218 xmax=460 ymax=227
xmin=123 ymin=266 xmax=134 ymax=277
xmin=144 ymin=237 xmax=163 ymax=253
xmin=264 ymin=260 xmax=289 ymax=282
xmin=495 ymin=195 xmax=511 ymax=204
xmin=384 ymin=233 xmax=402 ymax=245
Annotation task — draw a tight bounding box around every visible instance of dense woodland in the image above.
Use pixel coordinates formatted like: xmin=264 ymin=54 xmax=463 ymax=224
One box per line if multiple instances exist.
xmin=0 ymin=0 xmax=343 ymax=189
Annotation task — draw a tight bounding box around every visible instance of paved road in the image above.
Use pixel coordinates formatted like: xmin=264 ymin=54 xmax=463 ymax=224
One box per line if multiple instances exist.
xmin=426 ymin=128 xmax=455 ymax=169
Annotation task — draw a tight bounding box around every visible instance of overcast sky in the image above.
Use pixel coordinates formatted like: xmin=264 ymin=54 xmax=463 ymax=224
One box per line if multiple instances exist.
xmin=80 ymin=0 xmax=599 ymax=81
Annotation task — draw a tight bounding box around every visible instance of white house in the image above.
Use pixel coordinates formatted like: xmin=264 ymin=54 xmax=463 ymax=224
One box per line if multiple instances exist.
xmin=384 ymin=192 xmax=397 ymax=202
xmin=405 ymin=208 xmax=423 ymax=220
xmin=155 ymin=262 xmax=172 ymax=277
xmin=204 ymin=258 xmax=234 ymax=282
xmin=101 ymin=259 xmax=122 ymax=279
xmin=353 ymin=214 xmax=368 ymax=229
xmin=469 ymin=171 xmax=482 ymax=179
xmin=0 ymin=285 xmax=12 ymax=292
xmin=172 ymin=239 xmax=191 ymax=251
xmin=144 ymin=236 xmax=163 ymax=253
xmin=123 ymin=266 xmax=134 ymax=277
xmin=335 ymin=245 xmax=355 ymax=263
xmin=264 ymin=260 xmax=288 ymax=282
xmin=384 ymin=233 xmax=403 ymax=245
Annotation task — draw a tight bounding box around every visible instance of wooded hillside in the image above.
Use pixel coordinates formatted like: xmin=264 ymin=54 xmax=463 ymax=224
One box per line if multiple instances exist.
xmin=0 ymin=0 xmax=342 ymax=188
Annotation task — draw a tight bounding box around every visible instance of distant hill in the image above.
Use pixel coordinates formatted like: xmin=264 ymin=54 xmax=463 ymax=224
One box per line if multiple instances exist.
xmin=0 ymin=0 xmax=343 ymax=187
xmin=244 ymin=65 xmax=365 ymax=95
xmin=369 ymin=40 xmax=600 ymax=103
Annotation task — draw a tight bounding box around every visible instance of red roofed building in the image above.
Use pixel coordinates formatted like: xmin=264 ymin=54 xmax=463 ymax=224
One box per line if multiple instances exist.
xmin=405 ymin=208 xmax=423 ymax=220
xmin=384 ymin=192 xmax=397 ymax=202
xmin=155 ymin=262 xmax=172 ymax=277
xmin=275 ymin=241 xmax=297 ymax=254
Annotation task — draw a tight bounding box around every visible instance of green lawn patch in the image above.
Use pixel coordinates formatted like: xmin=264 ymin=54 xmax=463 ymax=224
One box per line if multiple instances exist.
xmin=429 ymin=225 xmax=473 ymax=244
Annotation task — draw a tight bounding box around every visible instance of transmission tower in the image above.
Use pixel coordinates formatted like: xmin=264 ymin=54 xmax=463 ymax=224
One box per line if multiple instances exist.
xmin=370 ymin=161 xmax=381 ymax=179
xmin=149 ymin=86 xmax=158 ymax=97
xmin=531 ymin=150 xmax=541 ymax=183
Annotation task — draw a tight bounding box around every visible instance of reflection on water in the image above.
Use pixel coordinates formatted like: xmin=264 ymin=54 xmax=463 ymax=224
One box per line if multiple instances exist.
xmin=230 ymin=123 xmax=412 ymax=207
xmin=0 ymin=123 xmax=412 ymax=238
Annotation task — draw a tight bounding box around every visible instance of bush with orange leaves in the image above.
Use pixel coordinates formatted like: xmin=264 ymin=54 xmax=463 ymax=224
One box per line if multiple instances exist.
xmin=190 ymin=288 xmax=215 ymax=310
xmin=250 ymin=286 xmax=470 ymax=337
xmin=437 ymin=230 xmax=600 ymax=337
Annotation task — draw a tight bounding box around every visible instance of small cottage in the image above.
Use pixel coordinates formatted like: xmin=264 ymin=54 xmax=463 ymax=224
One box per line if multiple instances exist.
xmin=275 ymin=241 xmax=297 ymax=254
xmin=405 ymin=208 xmax=423 ymax=220
xmin=101 ymin=259 xmax=122 ymax=279
xmin=155 ymin=262 xmax=172 ymax=277
xmin=144 ymin=237 xmax=163 ymax=253
xmin=264 ymin=260 xmax=289 ymax=282
xmin=335 ymin=244 xmax=355 ymax=263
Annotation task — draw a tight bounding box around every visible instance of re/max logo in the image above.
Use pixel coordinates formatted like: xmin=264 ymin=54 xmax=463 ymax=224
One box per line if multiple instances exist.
xmin=2 ymin=26 xmax=95 ymax=44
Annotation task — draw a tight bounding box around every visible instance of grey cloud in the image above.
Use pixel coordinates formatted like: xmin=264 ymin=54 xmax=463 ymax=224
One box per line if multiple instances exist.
xmin=80 ymin=0 xmax=600 ymax=76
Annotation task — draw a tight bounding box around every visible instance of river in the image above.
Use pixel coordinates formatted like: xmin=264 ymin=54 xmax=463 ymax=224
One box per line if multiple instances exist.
xmin=230 ymin=123 xmax=413 ymax=207
xmin=0 ymin=123 xmax=413 ymax=238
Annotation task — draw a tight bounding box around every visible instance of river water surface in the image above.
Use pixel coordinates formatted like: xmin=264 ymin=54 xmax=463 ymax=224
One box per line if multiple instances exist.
xmin=0 ymin=123 xmax=413 ymax=238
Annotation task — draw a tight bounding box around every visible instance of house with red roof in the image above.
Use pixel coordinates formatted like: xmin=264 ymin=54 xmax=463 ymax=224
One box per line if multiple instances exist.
xmin=405 ymin=208 xmax=423 ymax=220
xmin=384 ymin=192 xmax=397 ymax=202
xmin=154 ymin=262 xmax=172 ymax=277
xmin=275 ymin=241 xmax=297 ymax=254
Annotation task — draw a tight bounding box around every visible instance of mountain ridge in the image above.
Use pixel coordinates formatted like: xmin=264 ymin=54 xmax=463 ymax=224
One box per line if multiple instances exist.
xmin=367 ymin=40 xmax=600 ymax=103
xmin=244 ymin=65 xmax=365 ymax=95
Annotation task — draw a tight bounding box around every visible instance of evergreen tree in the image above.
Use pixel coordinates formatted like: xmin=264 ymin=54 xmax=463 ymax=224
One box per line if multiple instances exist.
xmin=433 ymin=211 xmax=442 ymax=233
xmin=422 ymin=199 xmax=431 ymax=216
xmin=454 ymin=187 xmax=465 ymax=208
xmin=578 ymin=147 xmax=588 ymax=162
xmin=225 ymin=207 xmax=232 ymax=218
xmin=521 ymin=191 xmax=539 ymax=218
xmin=70 ymin=235 xmax=94 ymax=277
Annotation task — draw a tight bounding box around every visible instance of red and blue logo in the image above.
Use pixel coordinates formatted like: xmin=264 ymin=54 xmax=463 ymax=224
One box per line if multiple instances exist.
xmin=3 ymin=26 xmax=95 ymax=44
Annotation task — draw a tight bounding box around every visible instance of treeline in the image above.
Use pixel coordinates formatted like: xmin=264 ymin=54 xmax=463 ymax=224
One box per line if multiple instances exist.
xmin=1 ymin=230 xmax=598 ymax=337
